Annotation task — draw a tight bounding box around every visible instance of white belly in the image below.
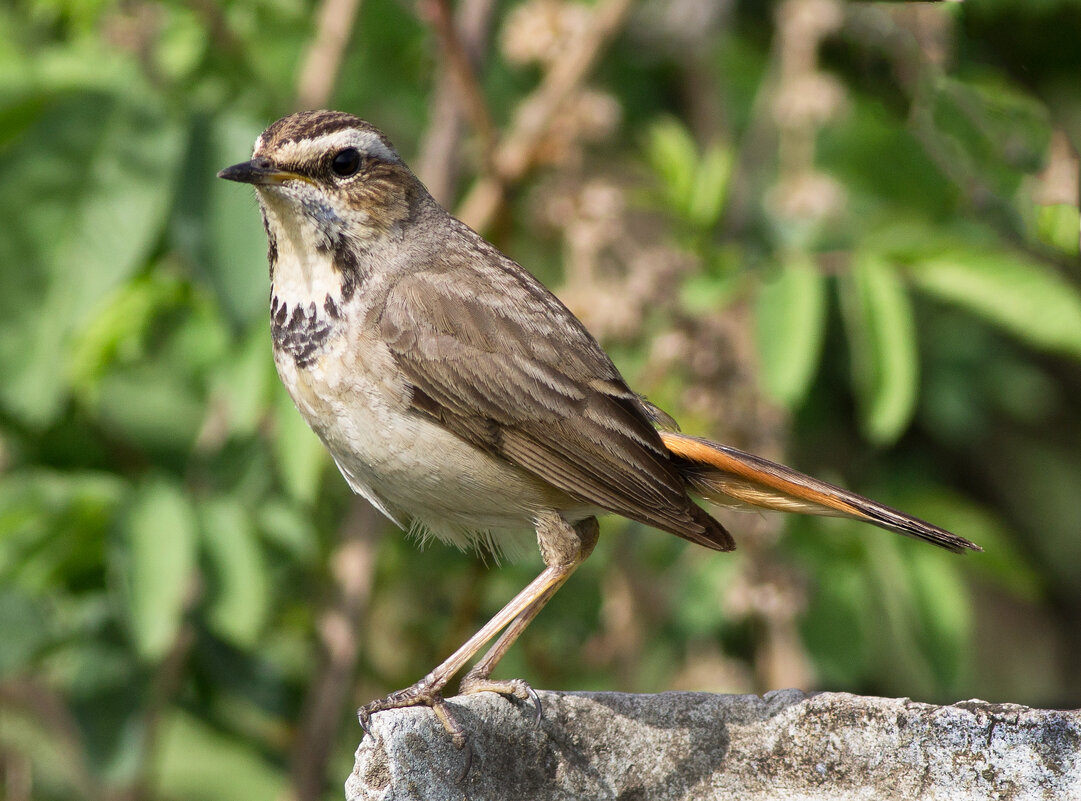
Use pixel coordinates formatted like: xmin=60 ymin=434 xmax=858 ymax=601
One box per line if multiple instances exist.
xmin=274 ymin=327 xmax=583 ymax=555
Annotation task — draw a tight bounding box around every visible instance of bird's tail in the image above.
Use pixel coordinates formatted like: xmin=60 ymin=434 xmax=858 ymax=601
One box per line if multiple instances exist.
xmin=661 ymin=432 xmax=981 ymax=554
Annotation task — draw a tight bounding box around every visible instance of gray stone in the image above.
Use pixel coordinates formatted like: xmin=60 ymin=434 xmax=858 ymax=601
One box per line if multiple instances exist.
xmin=345 ymin=690 xmax=1081 ymax=800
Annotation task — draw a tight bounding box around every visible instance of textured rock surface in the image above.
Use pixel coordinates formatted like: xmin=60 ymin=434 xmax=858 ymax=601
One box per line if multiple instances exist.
xmin=345 ymin=690 xmax=1081 ymax=800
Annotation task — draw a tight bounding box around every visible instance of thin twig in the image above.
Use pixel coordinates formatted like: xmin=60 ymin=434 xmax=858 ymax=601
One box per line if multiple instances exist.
xmin=420 ymin=0 xmax=497 ymax=170
xmin=290 ymin=499 xmax=382 ymax=801
xmin=417 ymin=78 xmax=470 ymax=205
xmin=0 ymin=679 xmax=102 ymax=800
xmin=456 ymin=0 xmax=636 ymax=231
xmin=132 ymin=603 xmax=199 ymax=801
xmin=295 ymin=0 xmax=365 ymax=110
xmin=184 ymin=0 xmax=246 ymax=59
xmin=416 ymin=0 xmax=500 ymax=204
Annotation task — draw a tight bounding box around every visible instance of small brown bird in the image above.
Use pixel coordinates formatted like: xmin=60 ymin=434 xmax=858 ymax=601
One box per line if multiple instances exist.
xmin=219 ymin=110 xmax=980 ymax=748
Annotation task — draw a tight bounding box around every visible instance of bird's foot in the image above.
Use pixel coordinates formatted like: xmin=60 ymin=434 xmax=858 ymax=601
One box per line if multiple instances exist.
xmin=358 ymin=681 xmax=467 ymax=751
xmin=458 ymin=671 xmax=543 ymax=726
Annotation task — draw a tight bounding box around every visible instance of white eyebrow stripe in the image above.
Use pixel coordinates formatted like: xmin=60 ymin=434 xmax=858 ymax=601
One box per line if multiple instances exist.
xmin=270 ymin=129 xmax=401 ymax=165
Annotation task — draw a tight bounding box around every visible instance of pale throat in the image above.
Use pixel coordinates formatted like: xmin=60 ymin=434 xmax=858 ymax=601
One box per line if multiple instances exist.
xmin=262 ymin=194 xmax=346 ymax=309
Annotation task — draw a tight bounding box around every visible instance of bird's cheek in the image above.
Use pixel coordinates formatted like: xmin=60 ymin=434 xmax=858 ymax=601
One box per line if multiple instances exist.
xmin=299 ymin=195 xmax=342 ymax=228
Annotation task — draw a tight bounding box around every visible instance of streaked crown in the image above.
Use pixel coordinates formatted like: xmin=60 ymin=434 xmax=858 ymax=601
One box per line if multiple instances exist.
xmin=254 ymin=110 xmax=402 ymax=175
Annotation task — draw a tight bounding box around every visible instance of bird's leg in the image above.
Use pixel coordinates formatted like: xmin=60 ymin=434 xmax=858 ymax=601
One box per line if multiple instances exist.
xmin=457 ymin=516 xmax=599 ymax=716
xmin=357 ymin=514 xmax=599 ymax=748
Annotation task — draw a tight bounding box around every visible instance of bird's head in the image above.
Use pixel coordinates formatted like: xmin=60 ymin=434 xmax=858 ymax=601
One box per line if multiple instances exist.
xmin=218 ymin=110 xmax=419 ymax=249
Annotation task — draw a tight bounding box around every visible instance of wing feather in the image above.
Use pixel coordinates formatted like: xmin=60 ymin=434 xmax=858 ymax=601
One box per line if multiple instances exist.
xmin=375 ymin=255 xmax=732 ymax=550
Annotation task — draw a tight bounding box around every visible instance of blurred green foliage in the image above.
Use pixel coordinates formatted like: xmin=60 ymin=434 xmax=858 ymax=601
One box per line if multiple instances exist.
xmin=2 ymin=1 xmax=1081 ymax=800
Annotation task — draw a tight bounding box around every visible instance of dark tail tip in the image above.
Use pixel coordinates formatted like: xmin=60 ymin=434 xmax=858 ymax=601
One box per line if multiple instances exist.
xmin=863 ymin=506 xmax=982 ymax=554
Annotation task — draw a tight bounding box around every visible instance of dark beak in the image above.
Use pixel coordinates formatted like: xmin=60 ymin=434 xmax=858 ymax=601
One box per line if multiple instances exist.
xmin=217 ymin=159 xmax=304 ymax=185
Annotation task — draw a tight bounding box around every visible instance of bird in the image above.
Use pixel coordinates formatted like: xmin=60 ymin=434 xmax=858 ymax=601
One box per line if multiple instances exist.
xmin=218 ymin=109 xmax=981 ymax=749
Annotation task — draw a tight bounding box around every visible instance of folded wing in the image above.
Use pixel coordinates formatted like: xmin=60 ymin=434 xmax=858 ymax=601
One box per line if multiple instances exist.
xmin=376 ymin=258 xmax=734 ymax=551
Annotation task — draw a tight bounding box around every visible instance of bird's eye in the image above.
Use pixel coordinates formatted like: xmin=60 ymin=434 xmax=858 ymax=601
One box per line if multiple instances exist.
xmin=330 ymin=147 xmax=362 ymax=177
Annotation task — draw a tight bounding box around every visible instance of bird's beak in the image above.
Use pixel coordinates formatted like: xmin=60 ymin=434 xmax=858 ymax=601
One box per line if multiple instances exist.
xmin=217 ymin=159 xmax=307 ymax=186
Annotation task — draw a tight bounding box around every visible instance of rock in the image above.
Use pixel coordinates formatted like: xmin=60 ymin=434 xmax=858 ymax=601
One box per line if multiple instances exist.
xmin=345 ymin=690 xmax=1081 ymax=800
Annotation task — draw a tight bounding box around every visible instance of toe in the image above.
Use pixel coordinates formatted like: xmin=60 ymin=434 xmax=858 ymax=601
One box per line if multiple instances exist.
xmin=458 ymin=676 xmax=543 ymax=724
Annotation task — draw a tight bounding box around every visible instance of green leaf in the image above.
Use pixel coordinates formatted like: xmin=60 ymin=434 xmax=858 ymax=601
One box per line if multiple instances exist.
xmin=0 ymin=703 xmax=90 ymax=801
xmin=679 ymin=245 xmax=748 ymax=312
xmin=93 ymin=365 xmax=205 ymax=455
xmin=907 ymin=546 xmax=970 ymax=688
xmin=1035 ymin=203 xmax=1079 ymax=255
xmin=993 ymin=439 xmax=1081 ymax=591
xmin=672 ymin=546 xmax=742 ymax=636
xmin=0 ymin=92 xmax=185 ymax=425
xmin=645 ymin=118 xmax=732 ymax=230
xmin=199 ymin=498 xmax=269 ymax=648
xmin=646 ymin=118 xmax=698 ymax=209
xmin=68 ymin=273 xmax=187 ymax=394
xmin=863 ymin=537 xmax=938 ymax=696
xmin=207 ymin=324 xmax=275 ymax=441
xmin=688 ymin=143 xmax=733 ymax=229
xmin=155 ymin=5 xmax=209 ymax=83
xmin=201 ymin=114 xmax=272 ymax=324
xmin=896 ymin=489 xmax=1041 ymax=601
xmin=119 ymin=478 xmax=198 ymax=661
xmin=0 ymin=588 xmax=51 ymax=675
xmin=157 ymin=711 xmax=286 ymax=801
xmin=799 ymin=551 xmax=870 ymax=686
xmin=930 ymin=75 xmax=1050 ymax=181
xmin=911 ymin=248 xmax=1081 ymax=358
xmin=754 ymin=252 xmax=827 ymax=408
xmin=855 ymin=531 xmax=973 ymax=696
xmin=272 ymin=387 xmax=328 ymax=504
xmin=255 ymin=500 xmax=319 ymax=563
xmin=840 ymin=253 xmax=919 ymax=444
xmin=0 ymin=469 xmax=126 ymax=589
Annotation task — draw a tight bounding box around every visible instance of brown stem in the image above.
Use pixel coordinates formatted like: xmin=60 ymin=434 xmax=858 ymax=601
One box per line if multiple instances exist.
xmin=456 ymin=0 xmax=636 ymax=231
xmin=183 ymin=0 xmax=246 ymax=59
xmin=295 ymin=0 xmax=365 ymax=110
xmin=0 ymin=678 xmax=101 ymax=801
xmin=416 ymin=0 xmax=499 ymax=204
xmin=130 ymin=594 xmax=200 ymax=801
xmin=289 ymin=499 xmax=382 ymax=801
xmin=417 ymin=78 xmax=469 ymax=206
xmin=420 ymin=0 xmax=497 ymax=168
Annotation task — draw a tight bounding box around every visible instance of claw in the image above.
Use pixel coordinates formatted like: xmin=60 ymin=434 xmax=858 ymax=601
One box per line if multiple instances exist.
xmin=455 ymin=739 xmax=473 ymax=784
xmin=525 ymin=684 xmax=542 ymax=727
xmin=357 ymin=708 xmax=372 ymax=737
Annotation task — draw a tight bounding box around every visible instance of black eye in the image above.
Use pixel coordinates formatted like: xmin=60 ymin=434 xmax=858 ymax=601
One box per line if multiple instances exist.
xmin=330 ymin=147 xmax=362 ymax=177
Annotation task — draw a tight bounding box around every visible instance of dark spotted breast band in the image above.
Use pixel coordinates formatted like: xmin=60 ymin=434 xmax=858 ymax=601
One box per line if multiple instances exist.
xmin=271 ymin=295 xmax=338 ymax=368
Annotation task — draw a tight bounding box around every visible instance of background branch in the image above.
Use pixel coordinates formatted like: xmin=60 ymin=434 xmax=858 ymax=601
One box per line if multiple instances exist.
xmin=295 ymin=0 xmax=364 ymax=110
xmin=289 ymin=500 xmax=382 ymax=801
xmin=416 ymin=0 xmax=499 ymax=204
xmin=457 ymin=0 xmax=635 ymax=231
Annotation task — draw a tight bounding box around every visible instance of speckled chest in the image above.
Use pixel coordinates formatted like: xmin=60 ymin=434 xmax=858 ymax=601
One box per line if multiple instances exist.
xmin=270 ymin=293 xmax=343 ymax=369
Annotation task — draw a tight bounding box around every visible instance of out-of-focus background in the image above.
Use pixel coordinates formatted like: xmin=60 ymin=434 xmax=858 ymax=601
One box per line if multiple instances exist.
xmin=1 ymin=0 xmax=1079 ymax=798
